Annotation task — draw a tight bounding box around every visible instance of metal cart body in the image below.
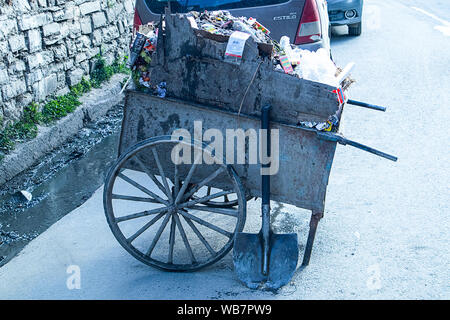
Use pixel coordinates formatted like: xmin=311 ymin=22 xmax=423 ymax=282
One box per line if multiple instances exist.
xmin=120 ymin=92 xmax=337 ymax=214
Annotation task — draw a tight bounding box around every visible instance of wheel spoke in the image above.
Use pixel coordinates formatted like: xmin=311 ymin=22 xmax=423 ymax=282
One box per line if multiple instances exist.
xmin=177 ymin=210 xmax=233 ymax=238
xmin=174 ymin=150 xmax=204 ymax=204
xmin=168 ymin=215 xmax=176 ymax=264
xmin=174 ymin=162 xmax=180 ymax=199
xmin=183 ymin=168 xmax=225 ymax=201
xmin=112 ymin=194 xmax=160 ymax=204
xmin=116 ymin=207 xmax=169 ymax=223
xmin=152 ymin=148 xmax=173 ymax=202
xmin=174 ymin=165 xmax=197 ymax=204
xmin=190 ymin=205 xmax=238 ymax=217
xmin=179 ymin=190 xmax=234 ymax=209
xmin=127 ymin=212 xmax=166 ymax=243
xmin=207 ymin=186 xmax=211 ymax=196
xmin=181 ymin=214 xmax=216 ymax=255
xmin=134 ymin=156 xmax=169 ymax=198
xmin=118 ymin=173 xmax=169 ymax=205
xmin=146 ymin=212 xmax=172 ymax=256
xmin=173 ymin=213 xmax=196 ymax=263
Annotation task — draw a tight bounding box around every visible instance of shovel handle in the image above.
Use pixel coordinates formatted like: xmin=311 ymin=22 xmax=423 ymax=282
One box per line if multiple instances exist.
xmin=261 ymin=105 xmax=271 ymax=276
xmin=261 ymin=105 xmax=271 ymax=205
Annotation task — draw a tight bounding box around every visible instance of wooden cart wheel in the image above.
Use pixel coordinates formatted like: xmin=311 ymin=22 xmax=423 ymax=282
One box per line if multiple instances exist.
xmin=104 ymin=136 xmax=247 ymax=271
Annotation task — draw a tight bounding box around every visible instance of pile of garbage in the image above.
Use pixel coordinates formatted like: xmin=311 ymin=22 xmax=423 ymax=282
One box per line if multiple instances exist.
xmin=188 ymin=10 xmax=272 ymax=43
xmin=127 ymin=11 xmax=351 ymax=132
xmin=194 ymin=11 xmax=339 ymax=86
xmin=129 ymin=10 xmax=341 ymax=89
xmin=128 ymin=23 xmax=164 ymax=96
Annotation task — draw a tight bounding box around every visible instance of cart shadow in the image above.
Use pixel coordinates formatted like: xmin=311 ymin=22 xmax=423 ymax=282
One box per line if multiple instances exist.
xmin=126 ymin=260 xmax=265 ymax=298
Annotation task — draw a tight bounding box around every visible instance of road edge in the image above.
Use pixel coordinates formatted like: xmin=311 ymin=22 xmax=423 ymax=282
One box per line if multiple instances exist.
xmin=0 ymin=74 xmax=126 ymax=187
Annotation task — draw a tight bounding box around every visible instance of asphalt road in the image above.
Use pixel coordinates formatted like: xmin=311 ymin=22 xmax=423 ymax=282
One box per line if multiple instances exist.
xmin=0 ymin=0 xmax=448 ymax=299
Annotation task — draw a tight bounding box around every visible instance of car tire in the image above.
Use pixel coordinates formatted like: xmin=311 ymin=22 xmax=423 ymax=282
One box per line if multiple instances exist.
xmin=348 ymin=22 xmax=362 ymax=36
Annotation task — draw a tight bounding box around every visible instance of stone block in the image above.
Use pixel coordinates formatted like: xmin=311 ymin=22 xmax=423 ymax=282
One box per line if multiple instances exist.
xmin=67 ymin=68 xmax=84 ymax=86
xmin=19 ymin=13 xmax=52 ymax=31
xmin=26 ymin=69 xmax=44 ymax=86
xmin=52 ymin=44 xmax=68 ymax=61
xmin=80 ymin=16 xmax=92 ymax=34
xmin=91 ymin=28 xmax=102 ymax=46
xmin=92 ymin=11 xmax=107 ymax=28
xmin=27 ymin=51 xmax=54 ymax=70
xmin=8 ymin=59 xmax=26 ymax=74
xmin=0 ymin=18 xmax=18 ymax=40
xmin=27 ymin=29 xmax=42 ymax=53
xmin=53 ymin=7 xmax=75 ymax=21
xmin=8 ymin=34 xmax=26 ymax=52
xmin=79 ymin=1 xmax=101 ymax=15
xmin=2 ymin=79 xmax=27 ymax=101
xmin=33 ymin=73 xmax=58 ymax=101
xmin=43 ymin=22 xmax=61 ymax=37
xmin=0 ymin=67 xmax=9 ymax=85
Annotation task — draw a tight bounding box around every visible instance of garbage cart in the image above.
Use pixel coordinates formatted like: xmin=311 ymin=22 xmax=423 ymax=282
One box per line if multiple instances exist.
xmin=103 ymin=12 xmax=396 ymax=289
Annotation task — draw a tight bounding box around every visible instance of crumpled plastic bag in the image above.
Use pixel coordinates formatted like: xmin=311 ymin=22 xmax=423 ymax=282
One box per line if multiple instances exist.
xmin=292 ymin=47 xmax=338 ymax=87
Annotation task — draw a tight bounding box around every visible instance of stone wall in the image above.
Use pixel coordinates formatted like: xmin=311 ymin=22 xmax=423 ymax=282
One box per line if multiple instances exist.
xmin=0 ymin=0 xmax=134 ymax=127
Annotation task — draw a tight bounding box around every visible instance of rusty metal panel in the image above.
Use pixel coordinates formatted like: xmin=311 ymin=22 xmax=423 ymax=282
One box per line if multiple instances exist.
xmin=119 ymin=91 xmax=337 ymax=212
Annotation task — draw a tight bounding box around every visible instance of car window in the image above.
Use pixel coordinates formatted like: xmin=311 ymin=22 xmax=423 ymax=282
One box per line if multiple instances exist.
xmin=145 ymin=0 xmax=291 ymax=14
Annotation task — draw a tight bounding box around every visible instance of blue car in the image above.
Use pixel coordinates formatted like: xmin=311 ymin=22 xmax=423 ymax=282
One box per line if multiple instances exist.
xmin=327 ymin=0 xmax=363 ymax=36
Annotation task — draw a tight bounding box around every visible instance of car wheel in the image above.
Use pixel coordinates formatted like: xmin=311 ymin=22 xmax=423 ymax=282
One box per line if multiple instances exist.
xmin=348 ymin=22 xmax=362 ymax=36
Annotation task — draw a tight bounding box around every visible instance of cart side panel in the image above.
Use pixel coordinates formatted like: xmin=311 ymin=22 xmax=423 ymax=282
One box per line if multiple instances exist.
xmin=120 ymin=92 xmax=337 ymax=212
xmin=150 ymin=58 xmax=339 ymax=124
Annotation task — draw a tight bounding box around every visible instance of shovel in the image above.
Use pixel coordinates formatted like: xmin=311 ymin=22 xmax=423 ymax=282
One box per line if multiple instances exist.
xmin=233 ymin=105 xmax=299 ymax=290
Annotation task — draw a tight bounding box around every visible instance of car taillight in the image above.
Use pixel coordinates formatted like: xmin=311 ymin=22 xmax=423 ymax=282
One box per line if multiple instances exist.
xmin=133 ymin=10 xmax=142 ymax=35
xmin=295 ymin=0 xmax=321 ymax=45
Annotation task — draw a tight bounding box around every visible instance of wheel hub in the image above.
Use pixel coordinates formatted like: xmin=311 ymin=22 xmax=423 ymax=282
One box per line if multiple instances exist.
xmin=168 ymin=205 xmax=178 ymax=215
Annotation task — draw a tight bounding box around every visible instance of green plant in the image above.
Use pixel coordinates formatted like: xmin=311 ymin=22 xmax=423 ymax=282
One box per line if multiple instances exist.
xmin=41 ymin=93 xmax=81 ymax=124
xmin=22 ymin=103 xmax=42 ymax=124
xmin=111 ymin=55 xmax=130 ymax=75
xmin=91 ymin=54 xmax=130 ymax=88
xmin=0 ymin=128 xmax=15 ymax=153
xmin=70 ymin=77 xmax=92 ymax=98
xmin=10 ymin=121 xmax=38 ymax=140
xmin=81 ymin=77 xmax=92 ymax=93
xmin=0 ymin=104 xmax=42 ymax=153
xmin=90 ymin=54 xmax=113 ymax=88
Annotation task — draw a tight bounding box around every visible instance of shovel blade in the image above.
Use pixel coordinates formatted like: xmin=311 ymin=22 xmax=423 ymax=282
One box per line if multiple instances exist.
xmin=233 ymin=232 xmax=299 ymax=290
